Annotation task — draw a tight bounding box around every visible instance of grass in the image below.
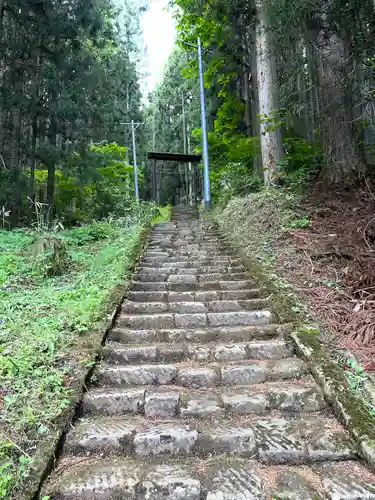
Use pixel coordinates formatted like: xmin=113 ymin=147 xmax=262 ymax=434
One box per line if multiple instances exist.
xmin=0 ymin=207 xmax=170 ymax=498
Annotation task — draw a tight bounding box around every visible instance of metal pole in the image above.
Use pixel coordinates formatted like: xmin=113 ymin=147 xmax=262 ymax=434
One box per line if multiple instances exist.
xmin=156 ymin=163 xmax=160 ymax=205
xmin=197 ymin=37 xmax=211 ymax=210
xmin=152 ymin=159 xmax=156 ymax=202
xmin=182 ymin=94 xmax=187 ymax=154
xmin=152 ymin=116 xmax=157 ymax=203
xmin=131 ymin=119 xmax=140 ymax=203
xmin=182 ymin=94 xmax=188 ymax=206
xmin=187 ymin=123 xmax=193 ymax=207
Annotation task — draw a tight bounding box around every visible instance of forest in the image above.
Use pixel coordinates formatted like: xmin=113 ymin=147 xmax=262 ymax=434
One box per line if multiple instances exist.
xmin=3 ymin=0 xmax=375 ymax=220
xmin=0 ymin=0 xmax=147 ymax=228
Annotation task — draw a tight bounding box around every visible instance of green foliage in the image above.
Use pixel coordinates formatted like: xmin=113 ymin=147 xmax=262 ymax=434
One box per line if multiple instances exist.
xmin=257 ymin=111 xmax=322 ymax=189
xmin=0 ymin=0 xmax=144 ymax=227
xmin=32 ymin=237 xmax=71 ymax=277
xmin=299 ymin=325 xmax=321 ymax=335
xmin=278 ymin=137 xmax=322 ymax=188
xmin=202 ymin=130 xmax=261 ymax=202
xmin=0 ymin=230 xmax=34 ymax=286
xmin=214 ymin=94 xmax=245 ymax=135
xmin=152 ymin=205 xmax=172 ymax=225
xmin=0 ymin=442 xmax=32 ymax=499
xmin=287 ymin=216 xmax=311 ymax=229
xmin=32 ymin=142 xmax=140 ymax=224
xmin=62 ymin=222 xmax=117 ymax=246
xmin=344 ymin=358 xmax=375 ymax=417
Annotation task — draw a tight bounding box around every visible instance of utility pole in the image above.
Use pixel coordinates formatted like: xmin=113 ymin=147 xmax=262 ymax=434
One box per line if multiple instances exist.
xmin=197 ymin=37 xmax=211 ymax=210
xmin=152 ymin=114 xmax=157 ymax=203
xmin=121 ymin=120 xmax=142 ymax=203
xmin=187 ymin=123 xmax=193 ymax=206
xmin=182 ymin=94 xmax=187 ymax=154
xmin=181 ymin=94 xmax=188 ymax=205
xmin=131 ymin=120 xmax=140 ymax=203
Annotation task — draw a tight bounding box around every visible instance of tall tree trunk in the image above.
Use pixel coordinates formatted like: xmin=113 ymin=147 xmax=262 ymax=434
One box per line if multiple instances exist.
xmin=306 ymin=38 xmax=319 ymax=140
xmin=256 ymin=1 xmax=283 ymax=186
xmin=46 ymin=34 xmax=60 ymax=221
xmin=30 ymin=49 xmax=41 ymax=201
xmin=243 ymin=71 xmax=252 ymax=134
xmin=30 ymin=115 xmax=38 ymax=199
xmin=0 ymin=0 xmax=6 ymax=154
xmin=249 ymin=26 xmax=262 ymax=177
xmin=0 ymin=0 xmax=5 ymax=40
xmin=47 ymin=113 xmax=57 ymax=220
xmin=295 ymin=39 xmax=310 ymax=140
xmin=316 ymin=6 xmax=364 ymax=183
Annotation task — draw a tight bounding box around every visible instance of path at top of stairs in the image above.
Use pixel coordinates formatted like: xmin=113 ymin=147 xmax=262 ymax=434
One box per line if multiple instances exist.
xmin=45 ymin=206 xmax=375 ymax=500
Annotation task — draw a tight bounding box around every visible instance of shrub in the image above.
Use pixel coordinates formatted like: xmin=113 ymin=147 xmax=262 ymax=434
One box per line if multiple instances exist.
xmin=278 ymin=137 xmax=322 ymax=188
xmin=63 ymin=222 xmax=116 ymax=246
xmin=32 ymin=237 xmax=70 ymax=277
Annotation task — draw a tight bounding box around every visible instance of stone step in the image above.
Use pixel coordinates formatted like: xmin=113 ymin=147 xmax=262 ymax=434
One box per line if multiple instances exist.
xmin=148 ymin=232 xmax=218 ymax=238
xmin=147 ymin=242 xmax=222 ymax=250
xmin=133 ymin=272 xmax=251 ymax=284
xmin=103 ymin=339 xmax=293 ymax=365
xmin=136 ymin=265 xmax=246 ymax=274
xmin=116 ymin=310 xmax=274 ymax=330
xmin=127 ymin=289 xmax=264 ymax=302
xmin=63 ymin=415 xmax=354 ymax=463
xmin=149 ymin=235 xmax=219 ymax=241
xmin=82 ymin=380 xmax=326 ymax=417
xmin=142 ymin=251 xmax=241 ymax=260
xmin=141 ymin=256 xmax=242 ymax=265
xmin=121 ymin=299 xmax=269 ymax=315
xmin=139 ymin=259 xmax=243 ymax=268
xmin=110 ymin=324 xmax=288 ymax=344
xmin=45 ymin=457 xmax=375 ymax=500
xmin=151 ymin=225 xmax=214 ymax=230
xmin=95 ymin=358 xmax=306 ymax=388
xmin=131 ymin=279 xmax=257 ymax=292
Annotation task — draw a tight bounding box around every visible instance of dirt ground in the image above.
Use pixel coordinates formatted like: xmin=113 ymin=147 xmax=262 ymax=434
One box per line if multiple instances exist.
xmin=279 ymin=183 xmax=375 ymax=369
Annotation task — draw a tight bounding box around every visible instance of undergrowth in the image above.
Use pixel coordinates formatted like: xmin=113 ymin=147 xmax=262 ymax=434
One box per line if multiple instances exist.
xmin=214 ymin=187 xmax=304 ymax=259
xmin=343 ymin=358 xmax=375 ymax=417
xmin=213 ymin=187 xmax=310 ymax=325
xmin=0 ymin=205 xmax=170 ymax=498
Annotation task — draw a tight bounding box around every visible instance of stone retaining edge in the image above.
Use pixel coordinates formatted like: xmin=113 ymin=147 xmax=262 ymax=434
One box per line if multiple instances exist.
xmin=291 ymin=330 xmax=375 ymax=473
xmin=25 ymin=225 xmax=151 ymax=500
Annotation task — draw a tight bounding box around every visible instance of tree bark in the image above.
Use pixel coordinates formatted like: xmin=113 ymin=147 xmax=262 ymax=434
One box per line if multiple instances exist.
xmin=30 ymin=47 xmax=41 ymax=200
xmin=248 ymin=25 xmax=262 ymax=177
xmin=316 ymin=5 xmax=365 ymax=183
xmin=47 ymin=112 xmax=57 ymax=220
xmin=255 ymin=1 xmax=283 ymax=186
xmin=0 ymin=0 xmax=6 ymax=153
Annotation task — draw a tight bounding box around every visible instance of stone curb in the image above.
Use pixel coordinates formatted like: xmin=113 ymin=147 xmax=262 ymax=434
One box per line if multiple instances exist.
xmin=290 ymin=331 xmax=375 ymax=472
xmin=24 ymin=225 xmax=151 ymax=500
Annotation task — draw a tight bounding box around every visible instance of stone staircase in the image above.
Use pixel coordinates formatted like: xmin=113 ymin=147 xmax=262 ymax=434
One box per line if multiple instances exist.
xmin=45 ymin=207 xmax=375 ymax=499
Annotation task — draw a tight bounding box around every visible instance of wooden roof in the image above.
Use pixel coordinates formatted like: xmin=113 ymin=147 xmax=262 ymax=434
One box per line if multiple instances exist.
xmin=148 ymin=152 xmax=202 ymax=162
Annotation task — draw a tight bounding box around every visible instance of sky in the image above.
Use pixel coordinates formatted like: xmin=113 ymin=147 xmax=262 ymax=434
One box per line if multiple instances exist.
xmin=141 ymin=0 xmax=176 ymax=93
